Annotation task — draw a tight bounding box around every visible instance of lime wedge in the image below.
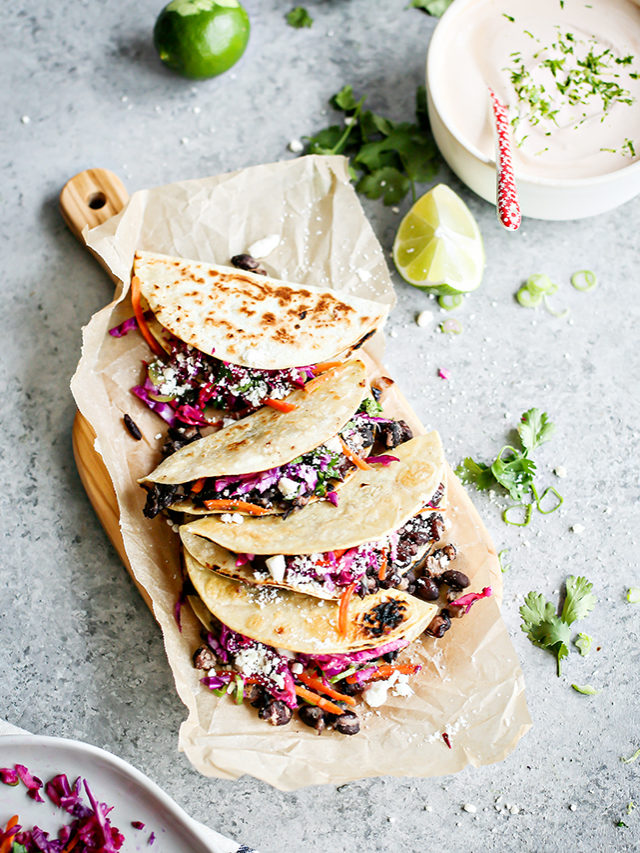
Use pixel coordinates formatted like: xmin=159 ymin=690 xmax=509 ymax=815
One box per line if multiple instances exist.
xmin=393 ymin=184 xmax=484 ymax=295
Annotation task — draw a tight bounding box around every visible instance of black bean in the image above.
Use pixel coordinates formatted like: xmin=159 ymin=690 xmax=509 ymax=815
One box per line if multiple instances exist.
xmin=414 ymin=577 xmax=440 ymax=601
xmin=192 ymin=645 xmax=216 ymax=670
xmin=382 ymin=649 xmax=400 ymax=663
xmin=123 ymin=413 xmax=142 ymax=440
xmin=231 ymin=254 xmax=267 ymax=275
xmin=441 ymin=569 xmax=470 ymax=590
xmin=258 ymin=700 xmax=292 ymax=726
xmin=298 ymin=705 xmax=325 ymax=732
xmin=426 ymin=610 xmax=452 ymax=638
xmin=332 ymin=711 xmax=360 ymax=736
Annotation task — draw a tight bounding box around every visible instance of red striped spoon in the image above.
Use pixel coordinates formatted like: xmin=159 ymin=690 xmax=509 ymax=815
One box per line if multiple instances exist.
xmin=488 ymin=87 xmax=521 ymax=232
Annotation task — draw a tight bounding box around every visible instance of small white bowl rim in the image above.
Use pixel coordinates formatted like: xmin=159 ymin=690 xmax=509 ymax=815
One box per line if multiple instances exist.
xmin=427 ymin=0 xmax=640 ymax=189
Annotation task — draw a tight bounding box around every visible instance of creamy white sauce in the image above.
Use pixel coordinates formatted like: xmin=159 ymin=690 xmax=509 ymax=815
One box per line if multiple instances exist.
xmin=434 ymin=0 xmax=640 ymax=178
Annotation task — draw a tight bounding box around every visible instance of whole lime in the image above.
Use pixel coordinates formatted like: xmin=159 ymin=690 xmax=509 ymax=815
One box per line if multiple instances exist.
xmin=153 ymin=0 xmax=250 ymax=80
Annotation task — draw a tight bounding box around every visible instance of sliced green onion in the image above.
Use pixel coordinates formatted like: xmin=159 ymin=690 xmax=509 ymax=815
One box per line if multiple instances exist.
xmin=627 ymin=587 xmax=640 ymax=604
xmin=438 ymin=293 xmax=464 ymax=311
xmin=543 ymin=295 xmax=570 ymax=318
xmin=526 ymin=273 xmax=557 ymax=295
xmin=571 ymin=683 xmax=599 ymax=695
xmin=211 ymin=687 xmax=227 ymax=697
xmin=147 ymin=391 xmax=176 ymax=403
xmin=330 ymin=666 xmax=357 ymax=683
xmin=503 ymin=503 xmax=533 ymax=526
xmin=532 ymin=484 xmax=564 ymax=514
xmin=621 ymin=747 xmax=640 ymax=764
xmin=440 ymin=318 xmax=463 ymax=334
xmin=516 ymin=286 xmax=543 ymax=308
xmin=497 ymin=548 xmax=510 ymax=573
xmin=571 ymin=269 xmax=597 ymax=292
xmin=234 ymin=674 xmax=245 ymax=704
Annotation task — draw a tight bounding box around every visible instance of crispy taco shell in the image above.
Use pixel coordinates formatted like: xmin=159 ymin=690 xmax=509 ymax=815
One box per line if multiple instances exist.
xmin=133 ymin=250 xmax=389 ymax=370
xmin=181 ymin=433 xmax=444 ymax=555
xmin=184 ymin=549 xmax=437 ymax=654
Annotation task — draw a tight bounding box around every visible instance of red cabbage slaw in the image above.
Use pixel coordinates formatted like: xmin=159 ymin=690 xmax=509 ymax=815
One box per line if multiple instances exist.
xmin=0 ymin=764 xmax=144 ymax=851
xmin=200 ymin=623 xmax=412 ymax=708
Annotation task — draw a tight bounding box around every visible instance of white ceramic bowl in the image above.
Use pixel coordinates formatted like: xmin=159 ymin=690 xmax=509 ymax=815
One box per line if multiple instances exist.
xmin=426 ymin=0 xmax=640 ymax=220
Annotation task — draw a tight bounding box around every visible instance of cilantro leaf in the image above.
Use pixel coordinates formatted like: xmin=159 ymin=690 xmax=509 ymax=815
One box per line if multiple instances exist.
xmin=575 ymin=632 xmax=592 ymax=656
xmin=416 ymin=85 xmax=429 ymax=131
xmin=359 ymin=110 xmax=394 ymax=141
xmin=520 ymin=591 xmax=556 ymax=641
xmin=561 ymin=576 xmax=596 ymax=625
xmin=571 ymin=683 xmax=599 ymax=695
xmin=357 ymin=167 xmax=410 ymax=205
xmin=304 ymin=125 xmax=345 ymax=155
xmin=330 ymin=84 xmax=359 ymax=112
xmin=358 ymin=396 xmax=383 ymax=416
xmin=490 ymin=448 xmax=536 ymax=501
xmin=286 ymin=7 xmax=313 ymax=28
xmin=518 ymin=408 xmax=555 ymax=453
xmin=455 ymin=457 xmax=496 ymax=491
xmin=409 ymin=0 xmax=454 ymax=15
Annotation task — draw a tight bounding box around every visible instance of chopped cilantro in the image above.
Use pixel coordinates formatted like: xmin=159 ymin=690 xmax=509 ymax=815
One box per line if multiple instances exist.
xmin=616 ymin=821 xmax=628 ymax=828
xmin=520 ymin=577 xmax=596 ymax=676
xmin=408 ymin=0 xmax=454 ymax=15
xmin=503 ymin=13 xmax=515 ymax=22
xmin=358 ymin=396 xmax=383 ymax=416
xmin=571 ymin=683 xmax=599 ymax=695
xmin=456 ymin=409 xmax=562 ymax=525
xmin=286 ymin=7 xmax=313 ymax=28
xmin=574 ymin=633 xmax=592 ymax=656
xmin=300 ymin=85 xmax=440 ymax=205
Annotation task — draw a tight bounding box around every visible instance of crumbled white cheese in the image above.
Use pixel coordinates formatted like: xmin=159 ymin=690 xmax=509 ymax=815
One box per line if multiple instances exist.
xmin=324 ymin=436 xmax=342 ymax=454
xmin=363 ymin=680 xmax=391 ymax=707
xmin=570 ymin=524 xmax=585 ymax=534
xmin=291 ymin=662 xmax=303 ymax=674
xmin=21 ymin=115 xmax=31 ymax=124
xmin=569 ymin=803 xmax=577 ymax=811
xmin=277 ymin=476 xmax=300 ymax=500
xmin=220 ymin=513 xmax=244 ymax=524
xmin=391 ymin=673 xmax=414 ymax=698
xmin=154 ymin=433 xmax=162 ymax=440
xmin=510 ymin=805 xmax=520 ymax=815
xmin=222 ymin=417 xmax=236 ymax=428
xmin=463 ymin=804 xmax=477 ymax=814
xmin=288 ymin=138 xmax=304 ymax=153
xmin=248 ymin=234 xmax=280 ymax=258
xmin=554 ymin=465 xmax=567 ymax=478
xmin=416 ymin=310 xmax=433 ymax=328
xmin=266 ymin=554 xmax=286 ymax=583
xmin=344 ymin=116 xmax=357 ymax=126
xmin=180 ymin=137 xmax=189 ymax=145
xmin=355 ymin=268 xmax=372 ymax=282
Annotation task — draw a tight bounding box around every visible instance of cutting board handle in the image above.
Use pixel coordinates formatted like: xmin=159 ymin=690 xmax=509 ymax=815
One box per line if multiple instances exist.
xmin=59 ymin=168 xmax=129 ymax=242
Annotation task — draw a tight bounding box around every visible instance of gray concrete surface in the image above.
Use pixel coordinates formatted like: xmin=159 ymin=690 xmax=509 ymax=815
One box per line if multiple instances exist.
xmin=1 ymin=1 xmax=639 ymax=851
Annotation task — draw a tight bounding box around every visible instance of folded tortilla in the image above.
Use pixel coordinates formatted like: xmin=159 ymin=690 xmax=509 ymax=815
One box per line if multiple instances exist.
xmin=184 ymin=548 xmax=437 ymax=654
xmin=141 ymin=359 xmax=367 ymax=487
xmin=181 ymin=433 xmax=444 ymax=555
xmin=133 ymin=250 xmax=389 ymax=370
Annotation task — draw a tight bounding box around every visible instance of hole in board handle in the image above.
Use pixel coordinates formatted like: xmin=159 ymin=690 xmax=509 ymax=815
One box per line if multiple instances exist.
xmin=87 ymin=191 xmax=107 ymax=210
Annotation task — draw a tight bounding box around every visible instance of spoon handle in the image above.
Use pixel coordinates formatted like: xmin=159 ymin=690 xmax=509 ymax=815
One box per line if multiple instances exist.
xmin=488 ymin=87 xmax=522 ymax=232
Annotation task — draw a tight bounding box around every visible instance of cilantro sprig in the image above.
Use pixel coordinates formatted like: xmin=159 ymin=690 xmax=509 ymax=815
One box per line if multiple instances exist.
xmin=302 ymin=85 xmax=440 ymax=205
xmin=456 ymin=408 xmax=563 ymax=525
xmin=286 ymin=7 xmax=313 ymax=28
xmin=520 ymin=576 xmax=596 ymax=676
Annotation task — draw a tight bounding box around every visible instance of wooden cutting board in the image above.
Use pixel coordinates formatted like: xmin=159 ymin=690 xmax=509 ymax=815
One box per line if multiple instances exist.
xmin=60 ymin=169 xmax=138 ymax=583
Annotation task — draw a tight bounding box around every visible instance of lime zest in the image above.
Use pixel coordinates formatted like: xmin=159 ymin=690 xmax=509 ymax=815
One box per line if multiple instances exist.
xmin=571 ymin=269 xmax=598 ymax=291
xmin=438 ymin=293 xmax=464 ymax=310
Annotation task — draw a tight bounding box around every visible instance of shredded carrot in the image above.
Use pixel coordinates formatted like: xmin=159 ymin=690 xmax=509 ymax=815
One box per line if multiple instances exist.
xmin=264 ymin=397 xmax=297 ymax=413
xmin=378 ymin=550 xmax=388 ymax=581
xmin=339 ymin=436 xmax=372 ymax=471
xmin=130 ymin=275 xmax=164 ymax=356
xmin=0 ymin=816 xmax=19 ymax=853
xmin=364 ymin=664 xmax=421 ymax=681
xmin=190 ymin=477 xmax=206 ymax=494
xmin=297 ymin=672 xmax=356 ymax=706
xmin=203 ymin=499 xmax=272 ymax=516
xmin=418 ymin=504 xmax=447 ymax=513
xmin=313 ymin=361 xmax=343 ymax=373
xmin=62 ymin=836 xmax=80 ymax=853
xmin=338 ymin=582 xmax=357 ymax=638
xmin=295 ymin=684 xmax=346 ymax=716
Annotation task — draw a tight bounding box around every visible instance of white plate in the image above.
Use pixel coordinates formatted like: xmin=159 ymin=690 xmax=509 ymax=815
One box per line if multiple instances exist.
xmin=0 ymin=735 xmax=247 ymax=853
